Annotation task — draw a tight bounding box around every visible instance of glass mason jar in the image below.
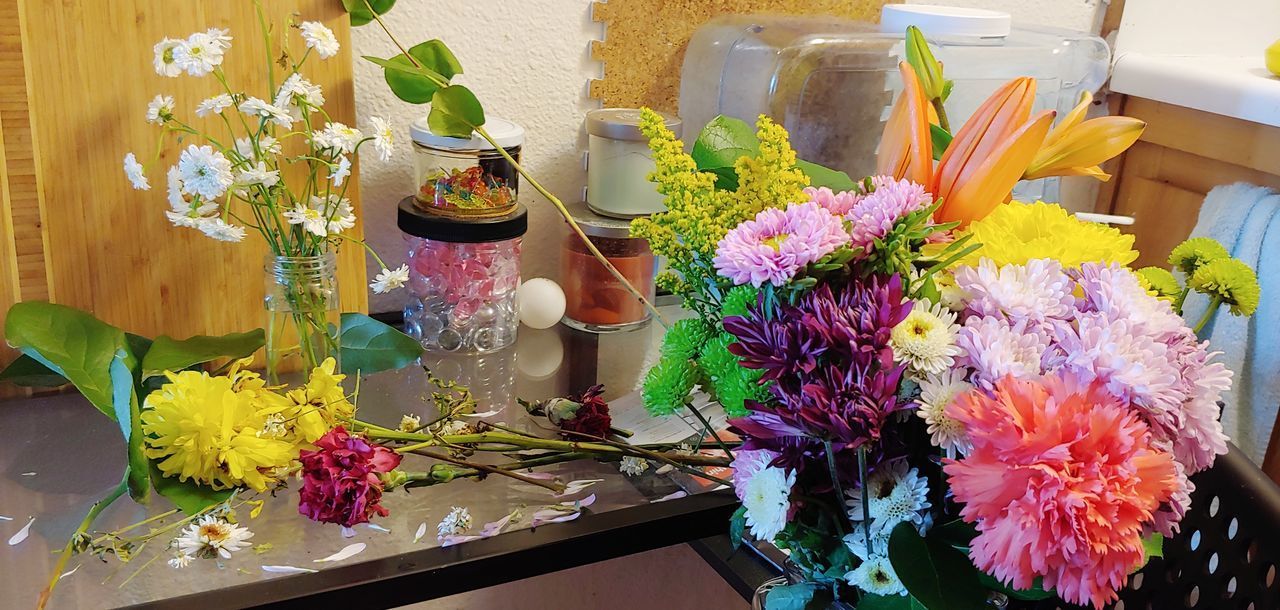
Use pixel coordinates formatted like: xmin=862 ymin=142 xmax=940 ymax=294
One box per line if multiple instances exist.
xmin=264 ymin=254 xmax=340 ymax=383
xmin=560 ymin=201 xmax=656 ymax=332
xmin=585 ymin=108 xmax=681 ymax=218
xmin=399 ymin=198 xmax=527 ymax=353
xmin=409 ymin=116 xmax=524 ymax=218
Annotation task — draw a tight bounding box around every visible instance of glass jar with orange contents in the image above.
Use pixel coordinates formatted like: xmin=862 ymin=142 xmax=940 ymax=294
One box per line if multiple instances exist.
xmin=409 ymin=116 xmax=524 ymax=218
xmin=560 ymin=201 xmax=657 ymax=333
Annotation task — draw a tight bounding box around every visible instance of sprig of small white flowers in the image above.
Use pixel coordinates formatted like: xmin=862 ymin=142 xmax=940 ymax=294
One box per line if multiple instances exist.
xmin=436 ymin=506 xmax=473 ymax=540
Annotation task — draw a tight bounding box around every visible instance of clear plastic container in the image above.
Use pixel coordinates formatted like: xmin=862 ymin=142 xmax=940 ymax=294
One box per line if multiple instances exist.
xmin=409 ymin=116 xmax=524 ymax=217
xmin=399 ymin=198 xmax=527 ymax=353
xmin=679 ymin=5 xmax=1111 ymax=201
xmin=559 ymin=201 xmax=657 ymax=332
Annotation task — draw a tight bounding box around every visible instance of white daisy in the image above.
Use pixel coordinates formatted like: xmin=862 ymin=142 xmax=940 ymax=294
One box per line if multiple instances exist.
xmin=299 ymin=21 xmax=340 ymax=59
xmin=195 ymin=94 xmax=234 ymax=118
xmin=173 ymin=31 xmax=225 ymax=77
xmin=330 ymin=155 xmax=351 ymax=187
xmin=146 ymin=94 xmax=174 ymax=124
xmin=238 ymin=97 xmax=293 ymax=128
xmin=398 ymin=413 xmax=422 ymax=432
xmin=235 ymin=135 xmax=282 ymax=160
xmin=325 ymin=197 xmax=357 ymax=235
xmin=619 ymin=456 xmax=649 ymax=476
xmin=732 ymin=450 xmax=794 ymax=542
xmin=916 ymin=369 xmax=973 ymax=454
xmin=233 ymin=161 xmax=280 ymax=190
xmin=370 ymin=265 xmax=410 ymax=294
xmin=203 ymin=28 xmax=232 ymax=53
xmin=167 ymin=553 xmax=193 ymax=569
xmin=284 ymin=203 xmax=329 ymax=237
xmin=846 ymin=460 xmax=931 ymax=536
xmin=369 ymin=116 xmax=394 ymax=161
xmin=843 ymin=528 xmax=890 ymax=562
xmin=175 ymin=515 xmax=253 ymax=559
xmin=845 ymin=555 xmax=906 ymax=597
xmin=153 ymin=38 xmax=183 ymax=77
xmin=436 ymin=507 xmax=472 ymax=540
xmin=165 ymin=166 xmax=217 ymax=228
xmin=177 ymin=144 xmax=234 ymax=199
xmin=123 ymin=153 xmax=150 ymax=190
xmin=199 ymin=218 xmax=247 ymax=243
xmin=313 ymin=122 xmax=363 ymax=154
xmin=273 ymin=73 xmax=325 ymax=120
xmin=890 ymin=299 xmax=962 ymax=378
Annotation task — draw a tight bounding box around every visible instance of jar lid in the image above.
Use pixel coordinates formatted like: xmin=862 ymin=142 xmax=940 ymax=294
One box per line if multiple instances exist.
xmin=586 ymin=108 xmax=682 ymax=142
xmin=398 ymin=197 xmax=528 ymax=242
xmin=564 ymin=200 xmax=638 ymax=239
xmin=880 ymin=4 xmax=1011 ymax=39
xmin=409 ymin=116 xmax=525 ymax=151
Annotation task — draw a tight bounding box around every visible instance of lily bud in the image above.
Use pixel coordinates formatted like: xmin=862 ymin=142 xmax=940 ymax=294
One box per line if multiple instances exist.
xmin=876 ymin=62 xmax=934 ymax=185
xmin=905 ymin=26 xmax=947 ymax=101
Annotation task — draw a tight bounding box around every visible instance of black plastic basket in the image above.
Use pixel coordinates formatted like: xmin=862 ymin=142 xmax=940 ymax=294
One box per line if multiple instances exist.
xmin=1014 ymin=446 xmax=1280 ymax=610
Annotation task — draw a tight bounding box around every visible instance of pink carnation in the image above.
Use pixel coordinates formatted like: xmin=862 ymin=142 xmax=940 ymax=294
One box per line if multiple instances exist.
xmin=945 ymin=374 xmax=1177 ymax=609
xmin=713 ymin=202 xmax=850 ymax=287
xmin=298 ymin=426 xmax=402 ymax=527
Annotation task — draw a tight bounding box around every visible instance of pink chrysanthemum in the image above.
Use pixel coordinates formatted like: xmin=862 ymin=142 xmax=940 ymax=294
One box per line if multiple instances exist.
xmin=955 ymin=315 xmax=1051 ymax=389
xmin=845 ymin=177 xmax=933 ymax=252
xmin=954 ymin=258 xmax=1076 ymax=324
xmin=805 ymin=185 xmax=862 ymax=216
xmin=713 ymin=201 xmax=850 ymax=287
xmin=945 ymin=374 xmax=1177 ymax=609
xmin=1051 ymin=313 xmax=1181 ymax=414
xmin=1074 ymin=263 xmax=1184 ymax=336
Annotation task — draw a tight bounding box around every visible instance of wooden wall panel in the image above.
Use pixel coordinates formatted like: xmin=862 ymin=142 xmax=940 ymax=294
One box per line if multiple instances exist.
xmin=0 ymin=0 xmax=368 ymax=391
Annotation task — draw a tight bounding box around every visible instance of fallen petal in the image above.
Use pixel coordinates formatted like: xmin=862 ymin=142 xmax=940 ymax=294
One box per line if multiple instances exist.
xmin=340 ymin=526 xmax=356 ymax=539
xmin=554 ymin=480 xmax=603 ymax=498
xmin=20 ymin=472 xmax=35 ymax=476
xmin=262 ymin=565 xmax=319 ymax=574
xmin=8 ymin=517 xmax=34 ymax=546
xmin=531 ymin=511 xmax=583 ymax=527
xmin=59 ymin=564 xmax=80 ymax=580
xmin=364 ymin=524 xmax=391 ymax=533
xmin=654 ymin=464 xmax=675 ymax=475
xmin=459 ymin=408 xmax=504 ymax=418
xmin=0 ymin=515 xmax=12 ymax=521
xmin=478 ymin=510 xmax=521 ymax=537
xmin=314 ymin=542 xmax=367 ymax=563
xmin=651 ymin=491 xmax=688 ymax=503
xmin=413 ymin=522 xmax=428 ymax=543
xmin=440 ymin=534 xmax=484 ymax=547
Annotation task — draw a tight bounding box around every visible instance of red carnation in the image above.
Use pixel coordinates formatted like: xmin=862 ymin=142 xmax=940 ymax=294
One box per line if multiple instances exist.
xmin=554 ymin=384 xmax=612 ymax=440
xmin=298 ymin=426 xmax=402 ymax=528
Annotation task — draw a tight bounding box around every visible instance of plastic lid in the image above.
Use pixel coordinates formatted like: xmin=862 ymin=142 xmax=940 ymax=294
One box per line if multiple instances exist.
xmin=409 ymin=116 xmax=525 ymax=151
xmin=586 ymin=108 xmax=682 ymax=142
xmin=880 ymin=4 xmax=1012 ymax=38
xmin=398 ymin=198 xmax=528 ymax=243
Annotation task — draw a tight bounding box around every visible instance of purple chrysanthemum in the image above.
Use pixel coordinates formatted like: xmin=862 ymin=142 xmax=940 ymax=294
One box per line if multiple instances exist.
xmin=844 ymin=177 xmax=933 ymax=252
xmin=713 ymin=202 xmax=850 ymax=287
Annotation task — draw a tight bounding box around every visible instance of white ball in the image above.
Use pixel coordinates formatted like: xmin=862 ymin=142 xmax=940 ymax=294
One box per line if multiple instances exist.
xmin=517 ymin=278 xmax=566 ymax=329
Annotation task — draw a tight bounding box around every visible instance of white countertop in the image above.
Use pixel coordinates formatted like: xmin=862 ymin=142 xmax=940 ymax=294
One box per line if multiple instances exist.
xmin=1111 ymin=53 xmax=1280 ymax=128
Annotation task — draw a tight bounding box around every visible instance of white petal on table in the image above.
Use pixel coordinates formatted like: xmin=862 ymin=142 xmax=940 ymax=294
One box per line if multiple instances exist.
xmin=458 ymin=408 xmax=504 ymax=418
xmin=7 ymin=517 xmax=34 ymax=545
xmin=554 ymin=479 xmax=603 ymax=498
xmin=314 ymin=542 xmax=366 ymax=563
xmin=413 ymin=522 xmax=428 ymax=543
xmin=59 ymin=564 xmax=80 ymax=580
xmin=651 ymin=491 xmax=688 ymax=503
xmin=262 ymin=565 xmax=319 ymax=574
xmin=20 ymin=472 xmax=36 ymax=476
xmin=0 ymin=515 xmax=12 ymax=521
xmin=364 ymin=524 xmax=391 ymax=533
xmin=340 ymin=526 xmax=356 ymax=538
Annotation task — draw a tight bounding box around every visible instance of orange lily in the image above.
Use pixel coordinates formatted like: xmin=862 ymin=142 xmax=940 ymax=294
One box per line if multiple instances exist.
xmin=933 ymin=77 xmax=1049 ymax=226
xmin=1022 ymin=92 xmax=1145 ymax=181
xmin=876 ymin=62 xmax=933 ymax=185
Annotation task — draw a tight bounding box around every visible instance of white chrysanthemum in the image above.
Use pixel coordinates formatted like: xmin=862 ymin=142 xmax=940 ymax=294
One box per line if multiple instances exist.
xmin=274 ymin=73 xmax=325 ymax=120
xmin=731 ymin=450 xmax=794 ymax=542
xmin=370 ymin=116 xmax=394 ymax=161
xmin=123 ymin=153 xmax=150 ymax=190
xmin=845 ymin=555 xmax=906 ymax=597
xmin=233 ymin=161 xmax=280 ymax=191
xmin=239 ymin=97 xmax=293 ymax=128
xmin=370 ymin=265 xmax=410 ymax=294
xmin=399 ymin=413 xmax=422 ymax=432
xmin=314 ymin=122 xmax=364 ymax=154
xmin=177 ymin=144 xmax=233 ymax=199
xmin=235 ymin=135 xmax=282 ymax=161
xmin=846 ymin=460 xmax=931 ymax=535
xmin=175 ymin=515 xmax=252 ymax=559
xmin=325 ymin=197 xmax=357 ymax=235
xmin=953 ymin=258 xmax=1076 ymax=323
xmin=619 ymin=456 xmax=649 ymax=476
xmin=199 ymin=218 xmax=247 ymax=242
xmin=916 ymin=369 xmax=973 ymax=454
xmin=934 ymin=269 xmax=967 ymax=312
xmin=153 ymin=38 xmax=183 ymax=77
xmin=168 ymin=553 xmax=193 ymax=569
xmin=146 ymin=94 xmax=175 ymax=124
xmin=436 ymin=506 xmax=472 ymax=540
xmin=891 ymin=300 xmax=961 ymax=378
xmin=331 ymin=155 xmax=351 ymax=187
xmin=284 ymin=203 xmax=329 ymax=237
xmin=195 ymin=94 xmax=234 ymax=118
xmin=843 ymin=528 xmax=890 ymax=562
xmin=299 ymin=21 xmax=340 ymax=59
xmin=173 ymin=31 xmax=226 ymax=77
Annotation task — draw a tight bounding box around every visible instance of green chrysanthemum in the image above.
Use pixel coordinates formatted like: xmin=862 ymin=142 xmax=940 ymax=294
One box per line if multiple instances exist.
xmin=1189 ymin=258 xmax=1261 ymax=317
xmin=1168 ymin=237 xmax=1229 ymax=275
xmin=720 ymin=285 xmax=761 ymax=320
xmin=642 ymin=356 xmax=698 ymax=416
xmin=698 ymin=334 xmax=768 ymax=418
xmin=661 ymin=318 xmax=714 ymax=361
xmin=1136 ymin=266 xmax=1181 ymax=300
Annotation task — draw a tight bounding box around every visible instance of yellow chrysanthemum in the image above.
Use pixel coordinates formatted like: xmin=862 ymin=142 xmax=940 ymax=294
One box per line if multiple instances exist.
xmin=141 ymin=369 xmax=296 ymax=492
xmin=279 ymin=357 xmax=355 ymax=443
xmin=953 ymin=201 xmax=1139 ymax=269
xmin=1189 ymin=258 xmax=1261 ymax=317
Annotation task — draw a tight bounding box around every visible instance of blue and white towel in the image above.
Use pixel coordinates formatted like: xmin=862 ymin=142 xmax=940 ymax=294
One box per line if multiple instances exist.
xmin=1181 ymin=182 xmax=1280 ymax=463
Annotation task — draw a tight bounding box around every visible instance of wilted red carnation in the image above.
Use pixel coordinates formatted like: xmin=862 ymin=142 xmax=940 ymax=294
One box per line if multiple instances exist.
xmin=556 ymin=384 xmax=612 ymax=440
xmin=298 ymin=426 xmax=402 ymax=527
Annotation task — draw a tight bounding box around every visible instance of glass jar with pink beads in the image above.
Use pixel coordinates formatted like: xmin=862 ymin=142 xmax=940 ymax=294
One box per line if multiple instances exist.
xmin=398 ymin=197 xmax=526 ymax=353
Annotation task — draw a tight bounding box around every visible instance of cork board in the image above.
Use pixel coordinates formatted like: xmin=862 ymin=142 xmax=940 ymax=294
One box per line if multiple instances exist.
xmin=589 ymin=0 xmax=890 ymax=111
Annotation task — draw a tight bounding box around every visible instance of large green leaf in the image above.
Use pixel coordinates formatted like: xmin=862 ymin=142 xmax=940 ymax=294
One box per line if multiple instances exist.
xmin=763 ymin=583 xmax=815 ymax=610
xmin=149 ymin=461 xmax=233 ymax=515
xmin=690 ymin=115 xmax=856 ymax=192
xmin=0 ymin=354 xmax=68 ymax=387
xmin=6 ymin=302 xmax=131 ymax=422
xmin=339 ymin=313 xmax=424 ymax=375
xmin=376 ymin=40 xmax=462 ymax=104
xmin=887 ymin=522 xmax=989 ymax=610
xmin=796 ymin=160 xmax=857 ymax=192
xmin=140 ymin=329 xmax=265 ymax=379
xmin=341 ymin=0 xmax=396 ymax=27
xmin=428 ymin=85 xmax=486 ymax=138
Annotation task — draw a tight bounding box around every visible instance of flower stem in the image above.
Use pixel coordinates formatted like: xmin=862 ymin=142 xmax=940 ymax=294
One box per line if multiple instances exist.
xmin=38 ymin=473 xmax=129 ymax=610
xmin=407 ymin=448 xmax=565 ymax=493
xmin=824 ymin=441 xmax=848 ymax=538
xmin=856 ymin=446 xmax=872 ymax=554
xmin=683 ymin=400 xmax=734 ymax=461
xmin=1193 ymin=295 xmax=1222 ymax=337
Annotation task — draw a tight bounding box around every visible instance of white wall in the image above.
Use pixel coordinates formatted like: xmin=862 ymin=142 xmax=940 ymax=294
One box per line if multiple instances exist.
xmin=352 ymin=0 xmax=1106 ymax=313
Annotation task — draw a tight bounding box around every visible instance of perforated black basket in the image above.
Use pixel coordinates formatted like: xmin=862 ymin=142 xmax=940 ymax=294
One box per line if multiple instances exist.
xmin=1012 ymin=446 xmax=1280 ymax=610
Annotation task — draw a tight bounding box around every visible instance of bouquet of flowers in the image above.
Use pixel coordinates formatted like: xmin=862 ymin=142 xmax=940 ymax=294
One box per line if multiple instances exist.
xmin=635 ymin=28 xmax=1261 ymax=610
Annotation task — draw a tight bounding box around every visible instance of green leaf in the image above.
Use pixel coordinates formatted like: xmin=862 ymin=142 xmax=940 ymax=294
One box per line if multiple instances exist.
xmin=140 ymin=330 xmax=265 ymax=379
xmin=977 ymin=573 xmax=1055 ymax=602
xmin=764 ymin=583 xmax=816 ymax=610
xmin=888 ymin=522 xmax=989 ymax=610
xmin=375 ymin=40 xmax=463 ymax=104
xmin=0 ymin=354 xmax=68 ymax=387
xmin=796 ymin=160 xmax=857 ymax=192
xmin=428 ymin=85 xmax=486 ymax=138
xmin=342 ymin=0 xmax=396 ymax=27
xmin=729 ymin=505 xmax=748 ymax=550
xmin=149 ymin=461 xmax=233 ymax=515
xmin=930 ymin=124 xmax=953 ymax=161
xmin=339 ymin=313 xmax=424 ymax=375
xmin=1142 ymin=533 xmax=1164 ymax=560
xmin=691 ymin=115 xmax=761 ymax=189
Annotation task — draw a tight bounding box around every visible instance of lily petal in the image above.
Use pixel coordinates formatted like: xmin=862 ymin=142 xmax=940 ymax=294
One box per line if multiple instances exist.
xmin=877 ymin=62 xmax=933 ymax=184
xmin=937 ymin=110 xmax=1056 ymax=225
xmin=1023 ymin=116 xmax=1145 ymax=181
xmin=934 ymin=78 xmax=1036 ymax=205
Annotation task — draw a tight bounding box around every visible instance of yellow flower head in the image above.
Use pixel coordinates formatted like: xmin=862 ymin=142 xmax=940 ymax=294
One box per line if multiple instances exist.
xmin=954 ymin=201 xmax=1138 ymax=269
xmin=141 ymin=369 xmax=296 ymax=492
xmin=1189 ymin=258 xmax=1261 ymax=317
xmin=1168 ymin=237 xmax=1229 ymax=276
xmin=1135 ymin=266 xmax=1181 ymax=301
xmin=281 ymin=357 xmax=355 ymax=443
